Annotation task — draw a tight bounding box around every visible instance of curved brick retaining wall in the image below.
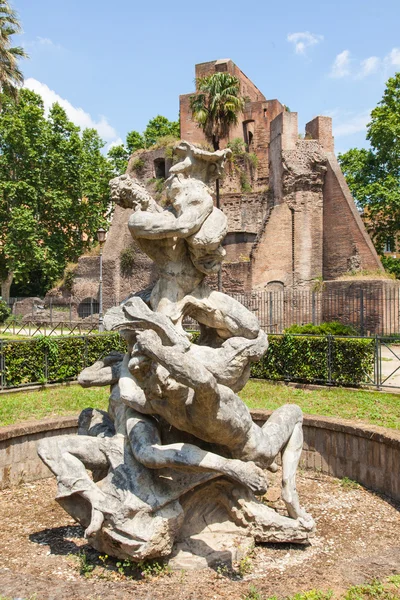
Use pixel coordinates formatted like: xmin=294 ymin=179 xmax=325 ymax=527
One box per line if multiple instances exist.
xmin=0 ymin=411 xmax=399 ymax=502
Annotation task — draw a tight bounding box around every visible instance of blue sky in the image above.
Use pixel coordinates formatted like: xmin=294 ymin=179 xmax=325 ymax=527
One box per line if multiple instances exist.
xmin=15 ymin=0 xmax=400 ymax=155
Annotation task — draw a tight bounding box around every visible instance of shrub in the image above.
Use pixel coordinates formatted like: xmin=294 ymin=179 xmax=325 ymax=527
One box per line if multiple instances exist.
xmin=0 ymin=300 xmax=11 ymax=324
xmin=0 ymin=333 xmax=126 ymax=388
xmin=251 ymin=334 xmax=375 ymax=386
xmin=284 ymin=321 xmax=358 ymax=336
xmin=132 ymin=158 xmax=145 ymax=172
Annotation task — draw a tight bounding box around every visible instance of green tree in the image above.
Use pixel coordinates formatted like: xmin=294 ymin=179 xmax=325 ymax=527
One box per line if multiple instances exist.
xmin=110 ymin=116 xmax=180 ymax=175
xmin=107 ymin=143 xmax=129 ymax=175
xmin=142 ymin=115 xmax=179 ymax=147
xmin=189 ymin=72 xmax=245 ymax=150
xmin=0 ymin=0 xmax=28 ymax=98
xmin=0 ymin=89 xmax=113 ymax=299
xmin=338 ymin=72 xmax=400 ymax=254
xmin=126 ymin=130 xmax=145 ymax=154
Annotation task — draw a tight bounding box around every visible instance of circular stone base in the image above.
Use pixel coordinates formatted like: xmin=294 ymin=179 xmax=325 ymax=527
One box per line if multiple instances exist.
xmin=0 ymin=472 xmax=399 ymax=599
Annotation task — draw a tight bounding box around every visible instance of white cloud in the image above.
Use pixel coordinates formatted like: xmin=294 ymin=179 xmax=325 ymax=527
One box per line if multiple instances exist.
xmin=23 ymin=78 xmax=118 ymax=142
xmin=330 ymin=47 xmax=400 ymax=79
xmin=386 ymin=47 xmax=400 ymax=67
xmin=358 ymin=56 xmax=380 ymax=78
xmin=287 ymin=31 xmax=323 ymax=55
xmin=331 ymin=109 xmax=371 ymax=138
xmin=105 ymin=138 xmax=124 ymax=153
xmin=330 ymin=50 xmax=351 ymax=78
xmin=24 ymin=36 xmax=63 ymax=51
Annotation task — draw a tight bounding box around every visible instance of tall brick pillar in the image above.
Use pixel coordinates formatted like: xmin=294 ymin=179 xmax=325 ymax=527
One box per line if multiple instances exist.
xmin=269 ymin=111 xmax=298 ymax=205
xmin=305 ymin=116 xmax=334 ymax=153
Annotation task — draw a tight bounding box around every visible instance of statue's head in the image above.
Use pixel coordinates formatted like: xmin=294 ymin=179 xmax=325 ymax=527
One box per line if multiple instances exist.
xmin=109 ymin=174 xmax=154 ymax=210
xmin=167 ymin=141 xmax=232 ymax=186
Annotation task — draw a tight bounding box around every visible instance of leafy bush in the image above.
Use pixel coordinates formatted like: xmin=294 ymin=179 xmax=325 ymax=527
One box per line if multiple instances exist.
xmin=0 ymin=300 xmax=11 ymax=324
xmin=0 ymin=333 xmax=126 ymax=388
xmin=251 ymin=334 xmax=375 ymax=386
xmin=131 ymin=158 xmax=145 ymax=172
xmin=284 ymin=321 xmax=358 ymax=336
xmin=381 ymin=255 xmax=400 ymax=279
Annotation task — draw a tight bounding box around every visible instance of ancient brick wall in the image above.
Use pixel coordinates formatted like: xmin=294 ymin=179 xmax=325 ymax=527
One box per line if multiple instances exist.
xmin=322 ymin=154 xmax=383 ymax=279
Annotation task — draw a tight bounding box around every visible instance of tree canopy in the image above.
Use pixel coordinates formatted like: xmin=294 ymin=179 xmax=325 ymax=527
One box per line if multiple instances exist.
xmin=338 ymin=72 xmax=400 ymax=254
xmin=107 ymin=115 xmax=180 ymax=176
xmin=0 ymin=0 xmax=28 ymax=98
xmin=0 ymin=89 xmax=114 ymax=298
xmin=189 ymin=72 xmax=245 ymax=150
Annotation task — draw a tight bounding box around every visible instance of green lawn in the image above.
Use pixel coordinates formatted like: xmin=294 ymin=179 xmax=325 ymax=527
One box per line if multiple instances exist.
xmin=0 ymin=380 xmax=399 ymax=430
xmin=241 ymin=380 xmax=400 ymax=430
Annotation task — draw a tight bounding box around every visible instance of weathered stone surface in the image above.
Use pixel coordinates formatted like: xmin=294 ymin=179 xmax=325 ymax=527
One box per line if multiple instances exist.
xmin=38 ymin=142 xmax=314 ymax=565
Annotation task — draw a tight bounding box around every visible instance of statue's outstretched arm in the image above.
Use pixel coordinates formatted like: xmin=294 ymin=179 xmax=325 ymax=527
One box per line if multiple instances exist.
xmin=129 ymin=204 xmax=212 ymax=239
xmin=126 ymin=410 xmax=267 ymax=495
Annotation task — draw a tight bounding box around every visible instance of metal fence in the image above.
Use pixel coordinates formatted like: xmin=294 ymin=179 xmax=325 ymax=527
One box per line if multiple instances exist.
xmin=5 ymin=286 xmax=400 ymax=337
xmin=231 ymin=287 xmax=400 ymax=336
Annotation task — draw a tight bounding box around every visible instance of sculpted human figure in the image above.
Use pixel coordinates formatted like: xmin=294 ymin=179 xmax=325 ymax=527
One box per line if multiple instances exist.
xmin=38 ymin=140 xmax=314 ymax=563
xmin=110 ymin=142 xmax=261 ymax=340
xmin=114 ymin=322 xmax=311 ymax=523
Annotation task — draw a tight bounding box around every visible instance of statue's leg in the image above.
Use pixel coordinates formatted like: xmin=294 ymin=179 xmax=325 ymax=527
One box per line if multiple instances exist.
xmin=259 ymin=405 xmax=311 ymax=521
xmin=126 ymin=412 xmax=267 ymax=495
xmin=38 ymin=436 xmax=111 ymax=537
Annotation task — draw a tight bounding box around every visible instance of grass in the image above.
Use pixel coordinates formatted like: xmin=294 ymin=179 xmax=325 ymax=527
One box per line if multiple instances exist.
xmin=0 ymin=384 xmax=109 ymax=427
xmin=240 ymin=380 xmax=400 ymax=430
xmin=0 ymin=379 xmax=399 ymax=430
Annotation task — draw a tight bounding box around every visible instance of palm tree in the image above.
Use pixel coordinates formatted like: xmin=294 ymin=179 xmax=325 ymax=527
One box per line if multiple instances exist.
xmin=0 ymin=1 xmax=27 ymax=98
xmin=190 ymin=72 xmax=245 ymax=151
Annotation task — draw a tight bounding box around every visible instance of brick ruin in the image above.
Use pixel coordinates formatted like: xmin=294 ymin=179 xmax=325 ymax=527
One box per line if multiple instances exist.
xmin=58 ymin=58 xmax=397 ymax=333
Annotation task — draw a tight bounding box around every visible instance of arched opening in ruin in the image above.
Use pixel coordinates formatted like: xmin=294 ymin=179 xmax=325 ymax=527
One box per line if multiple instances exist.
xmin=243 ymin=120 xmax=255 ymax=153
xmin=266 ymin=280 xmax=284 ymax=292
xmin=154 ymin=158 xmax=166 ymax=179
xmin=78 ymin=297 xmax=99 ymax=319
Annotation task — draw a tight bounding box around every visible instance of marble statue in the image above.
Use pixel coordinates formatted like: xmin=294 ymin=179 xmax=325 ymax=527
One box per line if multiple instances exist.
xmin=38 ymin=142 xmax=314 ymax=568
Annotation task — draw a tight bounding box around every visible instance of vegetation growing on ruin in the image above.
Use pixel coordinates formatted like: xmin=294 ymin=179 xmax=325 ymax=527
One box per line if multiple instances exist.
xmin=227 ymin=138 xmax=259 ymax=192
xmin=190 ymin=73 xmax=245 ymax=150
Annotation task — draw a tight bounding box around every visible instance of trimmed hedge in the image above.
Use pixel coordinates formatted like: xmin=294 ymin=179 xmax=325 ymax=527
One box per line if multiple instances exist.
xmin=251 ymin=334 xmax=375 ymax=386
xmin=0 ymin=334 xmax=126 ymax=388
xmin=0 ymin=332 xmax=375 ymax=389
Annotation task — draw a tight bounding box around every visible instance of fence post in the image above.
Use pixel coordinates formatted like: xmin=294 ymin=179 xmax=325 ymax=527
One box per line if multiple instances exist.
xmin=327 ymin=334 xmax=332 ymax=385
xmin=360 ymin=289 xmax=365 ymax=336
xmin=375 ymin=335 xmax=381 ymax=389
xmin=44 ymin=342 xmax=48 ymax=383
xmin=0 ymin=339 xmax=3 ymax=390
xmin=269 ymin=292 xmax=273 ymax=332
xmin=50 ymin=299 xmax=53 ymax=326
xmin=84 ymin=335 xmax=88 ymax=370
xmin=312 ymin=291 xmax=316 ymax=325
xmin=69 ymin=301 xmax=72 ymax=326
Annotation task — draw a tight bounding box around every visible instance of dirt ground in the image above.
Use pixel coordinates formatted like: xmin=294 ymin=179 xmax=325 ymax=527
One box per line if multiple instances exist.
xmin=0 ymin=472 xmax=399 ymax=600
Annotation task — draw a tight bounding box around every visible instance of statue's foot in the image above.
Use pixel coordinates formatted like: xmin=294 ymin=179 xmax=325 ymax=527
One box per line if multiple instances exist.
xmin=84 ymin=508 xmax=104 ymax=538
xmin=267 ymin=461 xmax=279 ymax=473
xmin=282 ymin=487 xmax=313 ymax=522
xmin=227 ymin=460 xmax=268 ymax=495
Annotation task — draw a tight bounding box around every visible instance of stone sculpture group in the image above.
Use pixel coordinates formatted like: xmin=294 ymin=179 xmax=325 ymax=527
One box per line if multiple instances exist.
xmin=38 ymin=142 xmax=314 ymax=567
